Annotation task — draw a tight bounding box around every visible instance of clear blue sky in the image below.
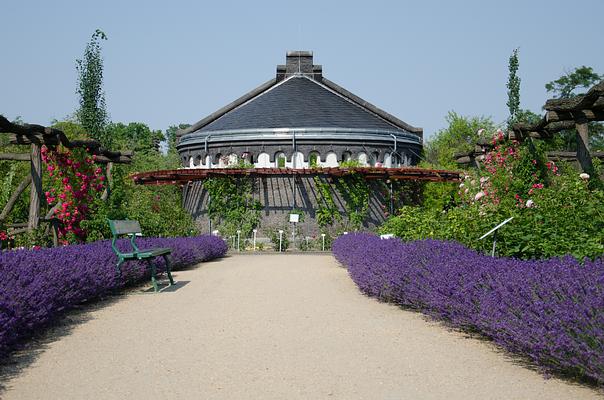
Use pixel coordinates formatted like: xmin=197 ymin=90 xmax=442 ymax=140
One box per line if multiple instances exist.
xmin=2 ymin=0 xmax=603 ymax=140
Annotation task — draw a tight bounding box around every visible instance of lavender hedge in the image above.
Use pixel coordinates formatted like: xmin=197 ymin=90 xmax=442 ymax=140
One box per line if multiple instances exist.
xmin=0 ymin=235 xmax=227 ymax=358
xmin=333 ymin=233 xmax=604 ymax=384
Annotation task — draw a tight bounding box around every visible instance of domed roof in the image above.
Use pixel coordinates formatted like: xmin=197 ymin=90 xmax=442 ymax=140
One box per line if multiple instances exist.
xmin=199 ymin=75 xmax=403 ymax=133
xmin=178 ymin=51 xmax=422 ymax=142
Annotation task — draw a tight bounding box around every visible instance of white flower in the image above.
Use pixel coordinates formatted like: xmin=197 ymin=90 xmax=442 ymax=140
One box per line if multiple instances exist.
xmin=579 ymin=173 xmax=590 ymax=180
xmin=471 ymin=180 xmax=476 ymax=186
xmin=464 ymin=175 xmax=470 ymax=180
xmin=474 ymin=191 xmax=485 ymax=201
xmin=480 ymin=176 xmax=489 ymax=184
xmin=477 ymin=129 xmax=485 ymax=136
xmin=464 ymin=188 xmax=469 ymax=194
xmin=526 ymin=199 xmax=534 ymax=208
xmin=459 ymin=183 xmax=465 ymax=188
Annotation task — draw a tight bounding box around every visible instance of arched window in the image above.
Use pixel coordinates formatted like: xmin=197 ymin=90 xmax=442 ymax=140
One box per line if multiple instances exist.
xmin=342 ymin=151 xmax=352 ymax=162
xmin=370 ymin=152 xmax=379 ymax=167
xmin=275 ymin=152 xmax=286 ymax=168
xmin=292 ymin=151 xmax=305 ymax=168
xmin=325 ymin=152 xmax=338 ymax=167
xmin=241 ymin=151 xmax=253 ymax=164
xmin=357 ymin=152 xmax=368 ymax=166
xmin=227 ymin=153 xmax=238 ymax=166
xmin=256 ymin=152 xmax=270 ymax=168
xmin=216 ymin=153 xmax=227 ymax=168
xmin=309 ymin=151 xmax=320 ymax=168
xmin=384 ymin=153 xmax=392 ymax=168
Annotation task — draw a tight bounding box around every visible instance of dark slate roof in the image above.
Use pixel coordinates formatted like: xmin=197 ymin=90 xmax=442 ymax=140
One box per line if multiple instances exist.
xmin=197 ymin=76 xmax=405 ymax=133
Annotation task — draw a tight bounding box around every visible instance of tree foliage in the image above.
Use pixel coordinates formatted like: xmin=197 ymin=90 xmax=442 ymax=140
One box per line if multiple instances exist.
xmin=506 ymin=48 xmax=521 ymax=124
xmin=425 ymin=112 xmax=495 ymax=168
xmin=545 ymin=66 xmax=603 ymax=99
xmin=76 ymin=29 xmax=110 ymax=147
xmin=543 ymin=66 xmax=604 ymax=151
xmin=106 ymin=122 xmax=164 ymax=153
xmin=164 ymin=124 xmax=190 ymax=155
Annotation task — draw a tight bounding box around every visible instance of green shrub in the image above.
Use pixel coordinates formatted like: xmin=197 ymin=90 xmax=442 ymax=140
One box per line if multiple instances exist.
xmin=269 ymin=229 xmax=289 ymax=251
xmin=381 ymin=164 xmax=604 ymax=260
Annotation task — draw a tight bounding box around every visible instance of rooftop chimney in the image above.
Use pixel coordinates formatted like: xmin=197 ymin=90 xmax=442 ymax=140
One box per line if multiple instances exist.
xmin=276 ymin=51 xmax=322 ymax=82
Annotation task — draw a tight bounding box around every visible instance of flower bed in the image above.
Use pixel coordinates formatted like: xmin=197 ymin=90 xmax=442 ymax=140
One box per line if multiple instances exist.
xmin=333 ymin=233 xmax=604 ymax=384
xmin=0 ymin=235 xmax=227 ymax=358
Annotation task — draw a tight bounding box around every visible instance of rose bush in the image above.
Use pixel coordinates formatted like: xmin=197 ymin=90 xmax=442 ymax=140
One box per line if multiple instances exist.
xmin=381 ymin=130 xmax=604 ymax=260
xmin=41 ymin=145 xmax=105 ymax=242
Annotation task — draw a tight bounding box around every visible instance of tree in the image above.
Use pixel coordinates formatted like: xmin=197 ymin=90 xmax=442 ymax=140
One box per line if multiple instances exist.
xmin=506 ymin=48 xmax=521 ymax=124
xmin=105 ymin=122 xmax=164 ymax=153
xmin=76 ymin=29 xmax=110 ymax=147
xmin=165 ymin=124 xmax=190 ymax=155
xmin=544 ymin=66 xmax=604 ymax=151
xmin=545 ymin=66 xmax=602 ymax=99
xmin=425 ymin=112 xmax=495 ymax=168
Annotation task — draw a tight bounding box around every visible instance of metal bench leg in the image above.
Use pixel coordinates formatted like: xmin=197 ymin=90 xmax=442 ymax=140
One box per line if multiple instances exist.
xmin=116 ymin=259 xmax=124 ymax=279
xmin=163 ymin=255 xmax=175 ymax=285
xmin=148 ymin=260 xmax=159 ymax=292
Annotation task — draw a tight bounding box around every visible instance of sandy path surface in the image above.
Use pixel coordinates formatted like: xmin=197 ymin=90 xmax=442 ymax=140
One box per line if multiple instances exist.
xmin=2 ymin=254 xmax=601 ymax=399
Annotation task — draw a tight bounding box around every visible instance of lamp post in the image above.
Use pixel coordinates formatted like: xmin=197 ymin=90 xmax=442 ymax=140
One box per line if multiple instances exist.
xmin=321 ymin=233 xmax=326 ymax=251
xmin=236 ymin=230 xmax=241 ymax=252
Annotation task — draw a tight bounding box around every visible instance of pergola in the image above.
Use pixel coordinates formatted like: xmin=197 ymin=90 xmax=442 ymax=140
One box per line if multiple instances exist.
xmin=131 ymin=166 xmax=461 ymax=186
xmin=455 ymin=80 xmax=604 ymax=172
xmin=0 ymin=115 xmax=132 ymax=243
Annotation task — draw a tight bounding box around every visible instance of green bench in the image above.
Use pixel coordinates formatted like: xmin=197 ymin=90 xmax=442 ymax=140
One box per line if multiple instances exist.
xmin=108 ymin=219 xmax=175 ymax=292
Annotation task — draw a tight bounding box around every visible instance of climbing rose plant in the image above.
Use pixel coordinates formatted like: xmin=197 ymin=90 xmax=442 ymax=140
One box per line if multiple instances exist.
xmin=41 ymin=145 xmax=105 ymax=242
xmin=458 ymin=129 xmax=557 ymax=209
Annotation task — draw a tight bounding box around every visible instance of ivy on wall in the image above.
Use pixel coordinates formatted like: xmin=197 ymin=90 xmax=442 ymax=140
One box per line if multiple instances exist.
xmin=203 ymin=176 xmax=261 ymax=237
xmin=313 ymin=176 xmax=341 ymax=227
xmin=334 ymin=173 xmax=370 ymax=230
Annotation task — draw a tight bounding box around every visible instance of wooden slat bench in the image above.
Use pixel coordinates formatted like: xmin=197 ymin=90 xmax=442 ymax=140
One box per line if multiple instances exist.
xmin=108 ymin=219 xmax=175 ymax=292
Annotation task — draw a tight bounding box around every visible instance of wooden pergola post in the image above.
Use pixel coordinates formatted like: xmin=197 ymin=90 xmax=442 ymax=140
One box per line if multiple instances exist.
xmin=28 ymin=143 xmax=43 ymax=230
xmin=575 ymin=119 xmax=594 ymax=174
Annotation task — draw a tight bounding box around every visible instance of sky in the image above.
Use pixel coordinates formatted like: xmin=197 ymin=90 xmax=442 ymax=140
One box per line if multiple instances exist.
xmin=2 ymin=0 xmax=603 ymax=141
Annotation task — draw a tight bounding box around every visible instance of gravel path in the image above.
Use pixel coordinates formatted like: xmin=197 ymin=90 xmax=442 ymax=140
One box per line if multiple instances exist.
xmin=2 ymin=254 xmax=601 ymax=399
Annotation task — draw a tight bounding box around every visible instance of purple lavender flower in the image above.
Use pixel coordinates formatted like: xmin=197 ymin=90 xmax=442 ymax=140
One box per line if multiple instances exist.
xmin=0 ymin=235 xmax=227 ymax=358
xmin=333 ymin=233 xmax=604 ymax=384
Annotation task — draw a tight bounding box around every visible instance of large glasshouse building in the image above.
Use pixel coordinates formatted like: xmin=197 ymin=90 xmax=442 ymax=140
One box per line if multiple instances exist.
xmin=175 ymin=51 xmax=425 ymax=234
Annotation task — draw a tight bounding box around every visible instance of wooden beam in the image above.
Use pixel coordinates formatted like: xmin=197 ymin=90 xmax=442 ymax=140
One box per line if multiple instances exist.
xmin=28 ymin=143 xmax=43 ymax=230
xmin=0 ymin=115 xmax=132 ymax=164
xmin=546 ymin=109 xmax=604 ymax=123
xmin=0 ymin=153 xmax=31 ymax=161
xmin=547 ymin=151 xmax=604 ymax=161
xmin=575 ymin=121 xmax=593 ymax=174
xmin=94 ymin=155 xmax=133 ymax=164
xmin=0 ymin=175 xmax=32 ymax=221
xmin=7 ymin=132 xmax=60 ymax=146
xmin=544 ymin=81 xmax=604 ymax=111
